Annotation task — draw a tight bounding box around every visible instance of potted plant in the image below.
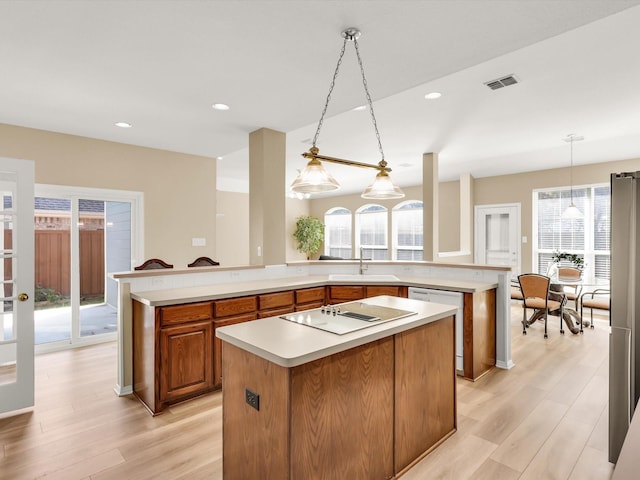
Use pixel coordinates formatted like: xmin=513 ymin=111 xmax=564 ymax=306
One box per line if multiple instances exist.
xmin=551 ymin=251 xmax=584 ymax=269
xmin=293 ymin=215 xmax=324 ymax=260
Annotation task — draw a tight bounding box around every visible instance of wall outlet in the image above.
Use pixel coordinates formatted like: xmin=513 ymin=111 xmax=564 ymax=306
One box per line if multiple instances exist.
xmin=192 ymin=237 xmax=206 ymax=247
xmin=245 ymin=388 xmax=260 ymax=411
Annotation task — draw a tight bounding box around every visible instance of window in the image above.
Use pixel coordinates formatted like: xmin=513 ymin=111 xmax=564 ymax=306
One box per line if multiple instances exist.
xmin=533 ymin=184 xmax=610 ymax=279
xmin=324 ymin=207 xmax=352 ymax=258
xmin=392 ymin=201 xmax=423 ymax=260
xmin=356 ymin=204 xmax=388 ymax=260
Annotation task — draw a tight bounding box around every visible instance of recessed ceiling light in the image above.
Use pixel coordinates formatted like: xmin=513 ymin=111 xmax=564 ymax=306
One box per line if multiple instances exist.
xmin=216 ymin=156 xmax=223 ymax=160
xmin=115 ymin=122 xmax=132 ymax=128
xmin=212 ymin=103 xmax=230 ymax=111
xmin=424 ymin=92 xmax=442 ymax=100
xmin=352 ymin=105 xmax=367 ymax=111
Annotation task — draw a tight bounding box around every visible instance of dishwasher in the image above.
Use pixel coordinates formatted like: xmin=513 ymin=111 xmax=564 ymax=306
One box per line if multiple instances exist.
xmin=408 ymin=287 xmax=464 ymax=372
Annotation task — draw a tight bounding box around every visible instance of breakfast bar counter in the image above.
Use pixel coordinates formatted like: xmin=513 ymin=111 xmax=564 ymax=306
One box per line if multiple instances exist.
xmin=216 ymin=295 xmax=458 ymax=479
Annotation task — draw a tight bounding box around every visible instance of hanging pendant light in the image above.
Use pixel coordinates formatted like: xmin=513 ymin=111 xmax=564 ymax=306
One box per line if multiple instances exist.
xmin=290 ymin=28 xmax=405 ymax=199
xmin=562 ymin=134 xmax=584 ymax=219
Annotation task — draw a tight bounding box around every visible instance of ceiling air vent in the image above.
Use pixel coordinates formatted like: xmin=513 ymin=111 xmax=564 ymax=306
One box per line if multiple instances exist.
xmin=484 ymin=74 xmax=518 ymax=90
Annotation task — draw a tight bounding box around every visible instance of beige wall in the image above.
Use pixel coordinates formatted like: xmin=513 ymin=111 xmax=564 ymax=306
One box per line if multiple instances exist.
xmin=0 ymin=123 xmax=217 ymax=269
xmin=216 ymin=190 xmax=250 ymax=266
xmin=438 ymin=180 xmax=460 ymax=252
xmin=475 ymin=157 xmax=640 ymax=272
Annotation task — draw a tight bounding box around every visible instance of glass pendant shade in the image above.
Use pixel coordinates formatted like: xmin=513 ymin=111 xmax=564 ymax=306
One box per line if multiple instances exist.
xmin=562 ymin=201 xmax=583 ymax=219
xmin=361 ymin=170 xmax=405 ymax=199
xmin=290 ymin=158 xmax=340 ymax=193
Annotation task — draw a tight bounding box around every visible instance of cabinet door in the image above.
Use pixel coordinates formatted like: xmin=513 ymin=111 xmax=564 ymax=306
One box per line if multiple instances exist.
xmin=327 ymin=286 xmax=365 ymax=304
xmin=213 ymin=312 xmax=258 ymax=388
xmin=159 ymin=321 xmax=213 ymax=405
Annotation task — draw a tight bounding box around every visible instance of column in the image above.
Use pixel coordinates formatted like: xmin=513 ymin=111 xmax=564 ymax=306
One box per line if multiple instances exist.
xmin=249 ymin=128 xmax=286 ymax=265
xmin=422 ymin=153 xmax=439 ymax=261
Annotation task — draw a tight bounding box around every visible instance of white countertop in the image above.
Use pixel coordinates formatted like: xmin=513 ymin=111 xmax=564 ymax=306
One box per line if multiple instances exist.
xmin=215 ymin=295 xmax=457 ymax=368
xmin=130 ymin=274 xmax=497 ymax=306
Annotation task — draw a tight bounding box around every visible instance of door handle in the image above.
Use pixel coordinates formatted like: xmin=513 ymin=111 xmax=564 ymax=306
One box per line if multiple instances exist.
xmin=18 ymin=293 xmax=29 ymax=302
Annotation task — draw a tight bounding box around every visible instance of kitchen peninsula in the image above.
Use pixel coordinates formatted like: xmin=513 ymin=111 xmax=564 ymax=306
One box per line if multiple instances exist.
xmin=114 ymin=261 xmax=510 ymax=411
xmin=216 ymin=295 xmax=457 ymax=479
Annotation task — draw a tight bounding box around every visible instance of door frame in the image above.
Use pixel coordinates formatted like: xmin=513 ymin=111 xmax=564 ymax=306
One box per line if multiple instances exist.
xmin=0 ymin=157 xmax=35 ymax=415
xmin=474 ymin=203 xmax=521 ymax=274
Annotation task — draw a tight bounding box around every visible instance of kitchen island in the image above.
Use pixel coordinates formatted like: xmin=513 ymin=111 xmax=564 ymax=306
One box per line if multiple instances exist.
xmin=216 ymin=295 xmax=458 ymax=480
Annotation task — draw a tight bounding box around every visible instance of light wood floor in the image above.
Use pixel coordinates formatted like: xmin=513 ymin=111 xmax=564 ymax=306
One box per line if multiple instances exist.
xmin=0 ymin=306 xmax=614 ymax=479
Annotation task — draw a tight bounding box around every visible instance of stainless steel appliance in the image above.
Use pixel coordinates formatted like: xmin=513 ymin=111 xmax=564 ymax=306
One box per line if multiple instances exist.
xmin=609 ymin=171 xmax=640 ymax=462
xmin=408 ymin=287 xmax=464 ymax=371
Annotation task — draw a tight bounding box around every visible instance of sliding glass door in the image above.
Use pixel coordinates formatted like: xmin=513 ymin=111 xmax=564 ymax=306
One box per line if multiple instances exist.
xmin=34 ymin=186 xmax=141 ymax=352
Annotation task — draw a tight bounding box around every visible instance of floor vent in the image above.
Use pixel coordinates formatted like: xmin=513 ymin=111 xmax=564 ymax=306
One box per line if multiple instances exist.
xmin=484 ymin=74 xmax=519 ymax=90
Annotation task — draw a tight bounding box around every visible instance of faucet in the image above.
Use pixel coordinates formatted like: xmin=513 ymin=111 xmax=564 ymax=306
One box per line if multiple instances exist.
xmin=359 ymin=247 xmax=370 ymax=275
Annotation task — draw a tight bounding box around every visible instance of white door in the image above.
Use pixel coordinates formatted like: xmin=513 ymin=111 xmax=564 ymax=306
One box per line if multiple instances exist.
xmin=0 ymin=158 xmax=35 ymax=414
xmin=475 ymin=203 xmax=521 ymax=274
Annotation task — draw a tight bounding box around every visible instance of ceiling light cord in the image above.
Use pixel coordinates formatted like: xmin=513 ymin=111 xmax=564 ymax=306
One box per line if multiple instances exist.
xmin=353 ymin=37 xmax=386 ymax=168
xmin=310 ymin=33 xmax=386 ymax=170
xmin=311 ymin=37 xmax=348 ymax=149
xmin=570 ymin=135 xmax=574 ymax=201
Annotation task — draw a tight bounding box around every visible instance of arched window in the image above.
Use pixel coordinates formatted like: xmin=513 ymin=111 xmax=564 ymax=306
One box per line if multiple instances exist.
xmin=356 ymin=204 xmax=388 ymax=260
xmin=392 ymin=201 xmax=423 ymax=260
xmin=324 ymin=207 xmax=352 ymax=258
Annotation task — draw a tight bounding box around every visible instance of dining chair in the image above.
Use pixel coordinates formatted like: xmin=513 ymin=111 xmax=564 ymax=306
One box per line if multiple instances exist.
xmin=557 ymin=267 xmax=583 ymax=309
xmin=510 ymin=279 xmax=523 ymax=302
xmin=134 ymin=258 xmax=174 ymax=270
xmin=518 ymin=273 xmax=564 ymax=338
xmin=187 ymin=256 xmax=220 ymax=267
xmin=580 ymin=289 xmax=610 ymax=329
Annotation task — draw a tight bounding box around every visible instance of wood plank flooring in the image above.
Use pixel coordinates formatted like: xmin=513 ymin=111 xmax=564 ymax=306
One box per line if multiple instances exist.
xmin=0 ymin=305 xmax=614 ymax=479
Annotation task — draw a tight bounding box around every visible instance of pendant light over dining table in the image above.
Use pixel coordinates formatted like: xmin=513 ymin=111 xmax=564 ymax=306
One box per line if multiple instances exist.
xmin=562 ymin=134 xmax=584 ymax=219
xmin=290 ymin=28 xmax=405 ymax=199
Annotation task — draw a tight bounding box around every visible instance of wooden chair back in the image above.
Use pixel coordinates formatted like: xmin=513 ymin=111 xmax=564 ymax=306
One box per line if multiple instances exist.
xmin=187 ymin=257 xmax=220 ymax=267
xmin=134 ymin=258 xmax=174 ymax=270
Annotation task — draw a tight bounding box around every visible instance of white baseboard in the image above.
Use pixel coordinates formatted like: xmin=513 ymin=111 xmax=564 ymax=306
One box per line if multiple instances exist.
xmin=113 ymin=384 xmax=133 ymax=396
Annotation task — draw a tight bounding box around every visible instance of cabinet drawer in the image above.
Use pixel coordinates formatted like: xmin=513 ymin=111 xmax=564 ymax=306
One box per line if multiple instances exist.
xmin=258 ymin=305 xmax=295 ymax=319
xmin=259 ymin=291 xmax=294 ymax=310
xmin=295 ymin=287 xmax=326 ymax=305
xmin=215 ymin=296 xmax=257 ymax=318
xmin=159 ymin=302 xmax=213 ymax=327
xmin=328 ymin=286 xmax=365 ymax=302
xmin=366 ymin=286 xmax=401 ymax=298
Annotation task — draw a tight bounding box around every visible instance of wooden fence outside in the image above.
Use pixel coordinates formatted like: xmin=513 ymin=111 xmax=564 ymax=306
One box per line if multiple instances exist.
xmin=5 ymin=230 xmax=105 ymax=298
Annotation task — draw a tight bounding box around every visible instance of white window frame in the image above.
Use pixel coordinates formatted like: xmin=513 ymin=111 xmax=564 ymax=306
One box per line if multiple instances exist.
xmin=532 ymin=183 xmax=609 ymax=279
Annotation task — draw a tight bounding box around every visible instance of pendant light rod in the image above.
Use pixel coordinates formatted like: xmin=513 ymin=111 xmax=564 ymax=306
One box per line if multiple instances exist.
xmin=302 ymin=147 xmax=392 ymax=173
xmin=561 ymin=133 xmax=584 ymax=219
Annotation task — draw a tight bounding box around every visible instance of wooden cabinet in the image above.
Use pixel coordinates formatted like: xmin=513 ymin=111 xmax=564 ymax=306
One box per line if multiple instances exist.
xmin=213 ymin=312 xmax=258 ymax=388
xmin=159 ymin=320 xmax=213 ymax=404
xmin=327 ymin=284 xmax=406 ymax=304
xmin=258 ymin=291 xmax=294 ymax=318
xmin=326 ymin=285 xmax=365 ymax=304
xmin=221 ymin=314 xmax=456 ymax=479
xmin=295 ymin=286 xmax=326 ymax=311
xmin=133 ymin=299 xmax=215 ymax=414
xmin=366 ymin=285 xmax=406 ymax=298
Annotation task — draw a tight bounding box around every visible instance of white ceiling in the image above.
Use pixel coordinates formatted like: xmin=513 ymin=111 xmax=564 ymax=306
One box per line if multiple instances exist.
xmin=2 ymin=1 xmax=640 ymax=196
